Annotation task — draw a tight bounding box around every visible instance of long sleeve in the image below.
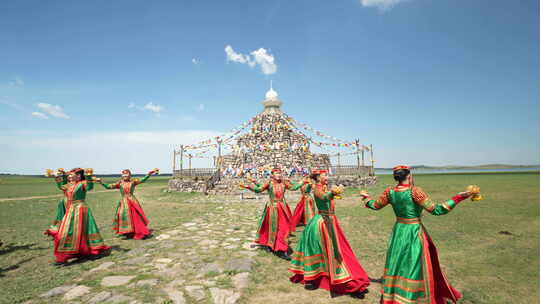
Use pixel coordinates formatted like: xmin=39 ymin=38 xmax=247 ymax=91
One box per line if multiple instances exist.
xmin=285 ymin=180 xmax=303 ymax=191
xmin=412 ymin=187 xmax=465 ymax=216
xmin=246 ymin=182 xmax=269 ymax=193
xmin=365 ymin=187 xmax=391 ymax=210
xmin=84 ymin=176 xmax=94 ymax=191
xmin=134 ymin=174 xmax=151 ymax=185
xmin=101 ymin=181 xmax=120 ymax=189
xmin=55 ymin=176 xmax=67 ymax=191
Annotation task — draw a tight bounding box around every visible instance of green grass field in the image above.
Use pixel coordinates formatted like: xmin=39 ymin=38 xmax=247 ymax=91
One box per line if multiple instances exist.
xmin=1 ymin=173 xmax=539 ymax=304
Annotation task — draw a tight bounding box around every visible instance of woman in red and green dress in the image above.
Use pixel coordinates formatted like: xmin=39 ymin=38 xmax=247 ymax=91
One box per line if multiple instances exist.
xmin=361 ymin=165 xmax=471 ymax=304
xmin=98 ymin=169 xmax=157 ymax=240
xmin=289 ymin=170 xmax=370 ymax=296
xmin=46 ymin=168 xmax=110 ymax=265
xmin=240 ymin=168 xmax=304 ymax=260
xmin=290 ymin=174 xmax=316 ymax=231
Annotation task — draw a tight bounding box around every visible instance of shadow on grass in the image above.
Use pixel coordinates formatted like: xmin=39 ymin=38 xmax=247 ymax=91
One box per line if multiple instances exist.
xmin=110 ymin=245 xmax=130 ymax=253
xmin=0 ymin=243 xmax=45 ymax=256
xmin=0 ymin=257 xmax=34 ymax=277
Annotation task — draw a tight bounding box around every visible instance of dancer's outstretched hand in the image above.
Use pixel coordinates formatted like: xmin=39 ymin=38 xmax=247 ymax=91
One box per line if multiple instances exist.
xmin=359 ymin=190 xmax=370 ymax=200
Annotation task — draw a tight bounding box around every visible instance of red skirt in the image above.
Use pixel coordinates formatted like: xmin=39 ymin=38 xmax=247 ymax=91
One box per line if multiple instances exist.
xmin=255 ymin=202 xmax=291 ymax=252
xmin=113 ymin=198 xmax=150 ymax=240
xmin=290 ymin=195 xmax=315 ymax=230
xmin=290 ymin=215 xmax=370 ymax=294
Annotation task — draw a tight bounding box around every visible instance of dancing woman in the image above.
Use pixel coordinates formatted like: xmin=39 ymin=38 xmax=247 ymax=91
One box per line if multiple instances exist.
xmin=290 ymin=174 xmax=316 ymax=231
xmin=240 ymin=168 xmax=303 ymax=260
xmin=98 ymin=169 xmax=157 ymax=240
xmin=361 ymin=165 xmax=471 ymax=304
xmin=289 ymin=170 xmax=370 ymax=296
xmin=46 ymin=168 xmax=110 ymax=265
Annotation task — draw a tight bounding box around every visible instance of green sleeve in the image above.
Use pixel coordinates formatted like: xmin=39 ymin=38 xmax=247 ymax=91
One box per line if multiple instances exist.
xmin=364 ymin=188 xmax=391 ymax=210
xmin=424 ymin=199 xmax=456 ymax=216
xmin=138 ymin=174 xmax=151 ymax=184
xmin=101 ymin=183 xmax=114 ymax=189
xmin=85 ymin=177 xmax=94 ymax=191
xmin=55 ymin=176 xmax=67 ymax=190
xmin=365 ymin=200 xmax=379 ymax=210
xmin=248 ymin=183 xmax=268 ymax=193
xmin=305 ymin=184 xmax=312 ymax=193
xmin=288 ymin=182 xmax=303 ymax=191
xmin=412 ymin=187 xmax=459 ymax=216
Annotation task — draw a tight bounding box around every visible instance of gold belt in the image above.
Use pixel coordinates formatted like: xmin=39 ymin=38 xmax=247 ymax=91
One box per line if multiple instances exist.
xmin=396 ymin=217 xmax=421 ymax=224
xmin=319 ymin=210 xmax=335 ymax=216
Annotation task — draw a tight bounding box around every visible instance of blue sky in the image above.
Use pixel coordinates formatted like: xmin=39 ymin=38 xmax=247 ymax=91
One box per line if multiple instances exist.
xmin=1 ymin=0 xmax=539 ymax=174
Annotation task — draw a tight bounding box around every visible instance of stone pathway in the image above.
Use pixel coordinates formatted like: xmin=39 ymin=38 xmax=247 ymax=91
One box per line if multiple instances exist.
xmin=35 ymin=196 xmax=263 ymax=304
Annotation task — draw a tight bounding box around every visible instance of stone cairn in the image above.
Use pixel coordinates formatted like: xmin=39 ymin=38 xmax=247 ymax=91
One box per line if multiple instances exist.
xmin=168 ymin=87 xmax=376 ymax=194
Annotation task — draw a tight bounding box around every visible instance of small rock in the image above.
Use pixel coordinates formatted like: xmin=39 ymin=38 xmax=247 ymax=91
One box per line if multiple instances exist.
xmin=123 ymin=256 xmax=151 ymax=265
xmin=232 ymin=273 xmax=249 ymax=290
xmin=135 ymin=278 xmax=159 ymax=287
xmin=162 ymin=288 xmax=186 ymax=304
xmin=239 ymin=250 xmax=257 ymax=257
xmin=127 ymin=248 xmax=145 ymax=256
xmin=90 ymin=261 xmax=115 ymax=272
xmin=101 ymin=276 xmax=136 ymax=287
xmin=241 ymin=243 xmax=257 ymax=251
xmin=182 ymin=222 xmax=197 ymax=227
xmin=88 ymin=291 xmax=112 ymax=304
xmin=209 ymin=288 xmax=240 ymax=304
xmin=185 ymin=285 xmax=206 ymax=301
xmin=106 ymin=294 xmax=134 ymax=303
xmin=157 ymin=234 xmax=171 ymax=240
xmin=39 ymin=285 xmax=76 ymax=298
xmin=224 ymin=258 xmax=254 ymax=272
xmin=62 ymin=285 xmax=90 ymax=301
xmin=156 ymin=258 xmax=173 ymax=264
xmin=199 ymin=263 xmax=222 ymax=275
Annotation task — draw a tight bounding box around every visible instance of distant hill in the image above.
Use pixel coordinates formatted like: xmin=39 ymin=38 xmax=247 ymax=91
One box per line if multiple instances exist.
xmin=376 ymin=164 xmax=540 ymax=170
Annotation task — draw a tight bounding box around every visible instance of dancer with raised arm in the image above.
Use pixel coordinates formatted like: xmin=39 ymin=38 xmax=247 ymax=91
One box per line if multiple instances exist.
xmin=240 ymin=168 xmax=303 ymax=260
xmin=98 ymin=169 xmax=158 ymax=240
xmin=289 ymin=170 xmax=370 ymax=296
xmin=46 ymin=168 xmax=110 ymax=265
xmin=361 ymin=165 xmax=472 ymax=304
xmin=290 ymin=173 xmax=316 ymax=231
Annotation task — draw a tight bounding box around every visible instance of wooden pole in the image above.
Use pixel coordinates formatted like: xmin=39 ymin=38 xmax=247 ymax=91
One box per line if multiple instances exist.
xmin=217 ymin=139 xmax=222 ymax=170
xmin=355 ymin=139 xmax=360 ymax=169
xmin=188 ymin=154 xmax=192 ymax=174
xmin=173 ymin=149 xmax=177 ymax=173
xmin=370 ymin=144 xmax=374 ymax=176
xmin=180 ymin=145 xmax=184 ymax=174
xmin=337 ymin=152 xmax=341 ymax=168
xmin=361 ymin=147 xmax=365 ymax=167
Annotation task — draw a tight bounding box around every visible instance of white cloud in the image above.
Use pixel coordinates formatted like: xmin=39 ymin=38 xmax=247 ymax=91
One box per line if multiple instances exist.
xmin=31 ymin=112 xmax=49 ymax=119
xmin=225 ymin=45 xmax=277 ymax=75
xmin=36 ymin=102 xmax=70 ymax=119
xmin=143 ymin=102 xmax=163 ymax=114
xmin=361 ymin=0 xmax=404 ymax=10
xmin=128 ymin=102 xmax=136 ymax=109
xmin=196 ymin=104 xmax=205 ymax=112
xmin=250 ymin=48 xmax=277 ymax=75
xmin=192 ymin=58 xmax=200 ymax=65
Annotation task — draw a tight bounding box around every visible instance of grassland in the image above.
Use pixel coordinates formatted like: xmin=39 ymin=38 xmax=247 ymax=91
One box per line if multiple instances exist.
xmin=1 ymin=173 xmax=539 ymax=304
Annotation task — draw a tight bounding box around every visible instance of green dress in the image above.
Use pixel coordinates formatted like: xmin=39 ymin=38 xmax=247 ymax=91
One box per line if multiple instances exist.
xmin=289 ymin=183 xmax=370 ymax=294
xmin=366 ymin=185 xmax=463 ymax=304
xmin=49 ymin=176 xmax=110 ymax=263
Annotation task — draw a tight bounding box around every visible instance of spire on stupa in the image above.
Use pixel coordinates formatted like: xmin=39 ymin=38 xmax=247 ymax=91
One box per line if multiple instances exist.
xmin=262 ymin=80 xmax=282 ymax=113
